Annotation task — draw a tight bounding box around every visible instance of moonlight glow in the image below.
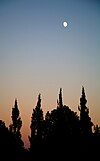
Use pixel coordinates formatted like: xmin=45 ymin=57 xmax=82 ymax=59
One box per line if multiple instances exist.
xmin=63 ymin=21 xmax=68 ymax=28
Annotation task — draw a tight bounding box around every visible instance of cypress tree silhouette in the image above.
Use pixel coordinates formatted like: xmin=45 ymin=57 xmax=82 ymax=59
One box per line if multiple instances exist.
xmin=9 ymin=99 xmax=24 ymax=161
xmin=10 ymin=99 xmax=22 ymax=134
xmin=41 ymin=89 xmax=80 ymax=160
xmin=77 ymin=87 xmax=94 ymax=160
xmin=29 ymin=94 xmax=44 ymax=158
xmin=0 ymin=87 xmax=100 ymax=160
xmin=78 ymin=86 xmax=93 ymax=136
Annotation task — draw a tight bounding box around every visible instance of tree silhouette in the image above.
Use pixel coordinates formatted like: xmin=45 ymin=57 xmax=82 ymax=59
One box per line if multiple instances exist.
xmin=41 ymin=89 xmax=80 ymax=160
xmin=29 ymin=94 xmax=44 ymax=159
xmin=9 ymin=99 xmax=24 ymax=161
xmin=78 ymin=86 xmax=93 ymax=136
xmin=0 ymin=87 xmax=100 ymax=160
xmin=9 ymin=99 xmax=22 ymax=134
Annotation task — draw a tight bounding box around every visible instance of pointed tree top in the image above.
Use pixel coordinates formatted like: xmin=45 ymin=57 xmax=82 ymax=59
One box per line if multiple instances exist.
xmin=14 ymin=98 xmax=18 ymax=107
xmin=60 ymin=88 xmax=62 ymax=92
xmin=81 ymin=86 xmax=86 ymax=98
xmin=58 ymin=88 xmax=63 ymax=108
xmin=38 ymin=93 xmax=41 ymax=100
xmin=80 ymin=86 xmax=87 ymax=106
xmin=82 ymin=86 xmax=85 ymax=94
xmin=36 ymin=93 xmax=41 ymax=109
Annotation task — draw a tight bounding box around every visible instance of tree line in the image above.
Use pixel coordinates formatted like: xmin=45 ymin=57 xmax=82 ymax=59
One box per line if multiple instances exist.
xmin=0 ymin=87 xmax=100 ymax=161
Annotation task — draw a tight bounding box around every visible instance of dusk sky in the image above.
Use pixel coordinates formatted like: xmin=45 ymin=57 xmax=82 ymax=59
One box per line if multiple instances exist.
xmin=0 ymin=0 xmax=100 ymax=148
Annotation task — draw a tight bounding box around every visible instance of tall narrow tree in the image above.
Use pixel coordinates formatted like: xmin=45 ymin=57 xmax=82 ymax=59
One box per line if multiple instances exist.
xmin=10 ymin=99 xmax=22 ymax=135
xmin=78 ymin=87 xmax=93 ymax=135
xmin=29 ymin=94 xmax=44 ymax=150
xmin=9 ymin=99 xmax=24 ymax=151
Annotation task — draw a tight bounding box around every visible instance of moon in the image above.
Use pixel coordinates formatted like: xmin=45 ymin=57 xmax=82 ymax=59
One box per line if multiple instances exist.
xmin=63 ymin=21 xmax=68 ymax=28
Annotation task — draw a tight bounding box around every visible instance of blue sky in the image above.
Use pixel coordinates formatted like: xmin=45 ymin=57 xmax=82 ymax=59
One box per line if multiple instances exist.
xmin=0 ymin=0 xmax=100 ymax=147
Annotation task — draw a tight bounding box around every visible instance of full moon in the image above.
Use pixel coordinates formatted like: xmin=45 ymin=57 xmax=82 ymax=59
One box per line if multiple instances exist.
xmin=63 ymin=21 xmax=68 ymax=28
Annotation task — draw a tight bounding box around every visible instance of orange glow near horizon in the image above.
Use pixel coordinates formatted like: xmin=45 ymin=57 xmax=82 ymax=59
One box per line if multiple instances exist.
xmin=0 ymin=0 xmax=100 ymax=149
xmin=0 ymin=87 xmax=100 ymax=148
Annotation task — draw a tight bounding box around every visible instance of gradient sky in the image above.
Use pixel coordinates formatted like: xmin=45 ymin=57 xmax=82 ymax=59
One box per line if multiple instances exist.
xmin=0 ymin=0 xmax=100 ymax=148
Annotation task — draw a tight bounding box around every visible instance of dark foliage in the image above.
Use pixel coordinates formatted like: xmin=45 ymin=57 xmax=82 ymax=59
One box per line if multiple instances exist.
xmin=78 ymin=86 xmax=93 ymax=135
xmin=0 ymin=87 xmax=100 ymax=161
xmin=0 ymin=99 xmax=26 ymax=161
xmin=29 ymin=94 xmax=44 ymax=159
